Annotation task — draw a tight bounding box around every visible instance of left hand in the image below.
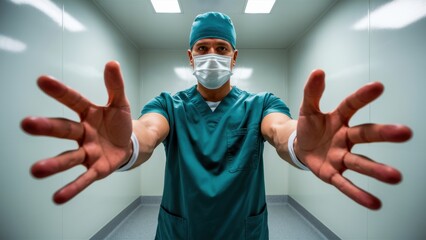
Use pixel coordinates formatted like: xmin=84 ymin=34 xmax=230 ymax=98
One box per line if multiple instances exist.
xmin=296 ymin=69 xmax=412 ymax=210
xmin=21 ymin=62 xmax=133 ymax=204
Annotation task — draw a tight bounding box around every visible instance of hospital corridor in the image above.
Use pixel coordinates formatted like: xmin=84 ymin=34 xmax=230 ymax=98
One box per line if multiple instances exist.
xmin=1 ymin=0 xmax=425 ymax=239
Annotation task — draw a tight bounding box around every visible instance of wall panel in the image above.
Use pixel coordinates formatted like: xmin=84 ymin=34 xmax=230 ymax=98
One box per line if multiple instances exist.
xmin=288 ymin=0 xmax=426 ymax=239
xmin=0 ymin=0 xmax=141 ymax=239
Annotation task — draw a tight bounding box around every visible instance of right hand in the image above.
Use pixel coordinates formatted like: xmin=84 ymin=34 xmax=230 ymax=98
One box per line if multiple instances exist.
xmin=21 ymin=61 xmax=133 ymax=204
xmin=295 ymin=70 xmax=412 ymax=209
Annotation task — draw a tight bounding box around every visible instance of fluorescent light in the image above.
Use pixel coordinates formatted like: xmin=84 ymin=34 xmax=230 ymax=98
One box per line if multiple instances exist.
xmin=233 ymin=67 xmax=253 ymax=80
xmin=353 ymin=0 xmax=426 ymax=30
xmin=245 ymin=0 xmax=276 ymax=14
xmin=11 ymin=0 xmax=86 ymax=32
xmin=150 ymin=0 xmax=181 ymax=13
xmin=174 ymin=67 xmax=195 ymax=82
xmin=0 ymin=35 xmax=27 ymax=53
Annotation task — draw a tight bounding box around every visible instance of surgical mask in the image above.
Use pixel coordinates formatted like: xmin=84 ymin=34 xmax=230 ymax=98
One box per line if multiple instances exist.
xmin=192 ymin=54 xmax=233 ymax=89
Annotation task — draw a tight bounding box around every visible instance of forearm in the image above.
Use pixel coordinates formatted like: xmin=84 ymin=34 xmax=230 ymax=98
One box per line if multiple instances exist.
xmin=269 ymin=119 xmax=299 ymax=167
xmin=126 ymin=121 xmax=155 ymax=167
xmin=261 ymin=113 xmax=308 ymax=169
xmin=119 ymin=114 xmax=169 ymax=171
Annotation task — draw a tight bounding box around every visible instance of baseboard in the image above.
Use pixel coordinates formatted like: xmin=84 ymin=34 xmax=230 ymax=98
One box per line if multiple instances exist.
xmin=288 ymin=196 xmax=341 ymax=240
xmin=91 ymin=195 xmax=340 ymax=239
xmin=140 ymin=195 xmax=162 ymax=205
xmin=266 ymin=194 xmax=289 ymax=203
xmin=90 ymin=196 xmax=142 ymax=240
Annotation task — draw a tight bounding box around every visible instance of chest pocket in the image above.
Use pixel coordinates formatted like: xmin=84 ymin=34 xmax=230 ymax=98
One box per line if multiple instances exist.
xmin=226 ymin=127 xmax=261 ymax=173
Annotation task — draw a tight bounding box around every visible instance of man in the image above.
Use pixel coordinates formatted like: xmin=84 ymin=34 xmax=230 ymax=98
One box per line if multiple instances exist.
xmin=21 ymin=12 xmax=412 ymax=239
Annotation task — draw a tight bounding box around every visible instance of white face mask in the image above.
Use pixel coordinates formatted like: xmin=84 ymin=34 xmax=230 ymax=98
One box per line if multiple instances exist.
xmin=192 ymin=54 xmax=233 ymax=89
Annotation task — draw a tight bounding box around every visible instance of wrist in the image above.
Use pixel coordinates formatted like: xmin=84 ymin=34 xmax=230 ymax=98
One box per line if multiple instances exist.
xmin=116 ymin=132 xmax=139 ymax=172
xmin=120 ymin=137 xmax=134 ymax=166
xmin=288 ymin=130 xmax=309 ymax=171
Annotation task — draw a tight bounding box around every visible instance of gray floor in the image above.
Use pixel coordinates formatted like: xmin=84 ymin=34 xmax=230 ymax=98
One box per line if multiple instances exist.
xmin=104 ymin=201 xmax=328 ymax=240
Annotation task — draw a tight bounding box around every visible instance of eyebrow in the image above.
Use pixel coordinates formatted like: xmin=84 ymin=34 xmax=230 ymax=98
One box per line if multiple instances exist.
xmin=194 ymin=41 xmax=231 ymax=47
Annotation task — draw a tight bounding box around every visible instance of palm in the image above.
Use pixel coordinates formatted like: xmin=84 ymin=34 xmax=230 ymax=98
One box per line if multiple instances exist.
xmin=298 ymin=110 xmax=354 ymax=174
xmin=296 ymin=70 xmax=412 ymax=209
xmin=78 ymin=103 xmax=132 ymax=176
xmin=21 ymin=61 xmax=132 ymax=204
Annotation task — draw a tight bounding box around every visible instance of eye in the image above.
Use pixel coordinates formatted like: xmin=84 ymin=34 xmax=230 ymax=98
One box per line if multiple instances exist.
xmin=217 ymin=46 xmax=228 ymax=52
xmin=197 ymin=46 xmax=207 ymax=52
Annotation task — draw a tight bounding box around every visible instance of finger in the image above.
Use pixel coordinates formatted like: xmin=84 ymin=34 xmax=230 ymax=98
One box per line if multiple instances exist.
xmin=330 ymin=173 xmax=382 ymax=210
xmin=31 ymin=148 xmax=86 ymax=178
xmin=343 ymin=153 xmax=402 ymax=184
xmin=37 ymin=76 xmax=91 ymax=116
xmin=104 ymin=61 xmax=130 ymax=108
xmin=335 ymin=82 xmax=384 ymax=123
xmin=21 ymin=117 xmax=84 ymax=141
xmin=348 ymin=124 xmax=413 ymax=144
xmin=300 ymin=69 xmax=326 ymax=115
xmin=53 ymin=168 xmax=98 ymax=204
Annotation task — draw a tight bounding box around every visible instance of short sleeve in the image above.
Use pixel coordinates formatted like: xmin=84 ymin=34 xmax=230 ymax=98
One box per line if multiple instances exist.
xmin=262 ymin=93 xmax=292 ymax=119
xmin=141 ymin=92 xmax=170 ymax=122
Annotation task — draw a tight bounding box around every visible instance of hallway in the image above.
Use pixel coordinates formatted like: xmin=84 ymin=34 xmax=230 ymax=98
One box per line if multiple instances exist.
xmin=97 ymin=197 xmax=335 ymax=240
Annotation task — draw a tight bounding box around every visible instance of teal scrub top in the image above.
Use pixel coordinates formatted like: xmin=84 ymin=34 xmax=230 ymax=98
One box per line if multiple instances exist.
xmin=141 ymin=85 xmax=291 ymax=240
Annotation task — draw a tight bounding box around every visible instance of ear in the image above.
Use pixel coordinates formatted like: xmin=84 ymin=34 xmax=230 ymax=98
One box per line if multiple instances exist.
xmin=232 ymin=50 xmax=238 ymax=67
xmin=187 ymin=50 xmax=194 ymax=68
xmin=232 ymin=50 xmax=238 ymax=68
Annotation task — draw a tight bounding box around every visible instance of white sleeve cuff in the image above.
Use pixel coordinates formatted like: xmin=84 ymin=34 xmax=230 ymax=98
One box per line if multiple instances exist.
xmin=116 ymin=132 xmax=139 ymax=172
xmin=288 ymin=130 xmax=309 ymax=171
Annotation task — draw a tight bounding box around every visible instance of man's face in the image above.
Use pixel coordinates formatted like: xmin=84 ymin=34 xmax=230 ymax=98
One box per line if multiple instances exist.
xmin=188 ymin=38 xmax=238 ymax=68
xmin=191 ymin=38 xmax=234 ymax=56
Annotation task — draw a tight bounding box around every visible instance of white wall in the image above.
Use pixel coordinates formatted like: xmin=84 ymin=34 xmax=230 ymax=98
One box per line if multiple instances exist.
xmin=0 ymin=0 xmax=141 ymax=239
xmin=288 ymin=0 xmax=426 ymax=239
xmin=138 ymin=49 xmax=292 ymax=196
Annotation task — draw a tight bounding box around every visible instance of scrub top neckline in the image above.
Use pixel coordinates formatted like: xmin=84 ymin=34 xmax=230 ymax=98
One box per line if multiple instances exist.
xmin=189 ymin=85 xmax=242 ymax=117
xmin=205 ymin=100 xmax=221 ymax=112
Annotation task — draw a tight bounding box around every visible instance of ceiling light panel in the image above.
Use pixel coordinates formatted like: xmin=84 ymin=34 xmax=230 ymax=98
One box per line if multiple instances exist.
xmin=150 ymin=0 xmax=181 ymax=13
xmin=245 ymin=0 xmax=276 ymax=14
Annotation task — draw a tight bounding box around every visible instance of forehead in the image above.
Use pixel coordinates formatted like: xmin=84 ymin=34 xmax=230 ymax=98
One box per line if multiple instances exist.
xmin=193 ymin=38 xmax=232 ymax=47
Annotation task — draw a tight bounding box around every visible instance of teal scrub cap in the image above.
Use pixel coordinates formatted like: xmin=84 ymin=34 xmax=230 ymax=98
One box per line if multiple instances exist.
xmin=189 ymin=12 xmax=236 ymax=50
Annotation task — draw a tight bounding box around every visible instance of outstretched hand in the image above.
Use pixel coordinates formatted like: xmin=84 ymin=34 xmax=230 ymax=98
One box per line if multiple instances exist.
xmin=296 ymin=70 xmax=412 ymax=210
xmin=21 ymin=61 xmax=132 ymax=204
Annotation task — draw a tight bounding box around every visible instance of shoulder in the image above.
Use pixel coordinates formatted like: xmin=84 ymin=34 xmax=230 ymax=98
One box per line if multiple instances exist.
xmin=172 ymin=85 xmax=197 ymax=100
xmin=149 ymin=85 xmax=197 ymax=102
xmin=141 ymin=86 xmax=196 ymax=120
xmin=234 ymin=86 xmax=280 ymax=102
xmin=234 ymin=87 xmax=291 ymax=118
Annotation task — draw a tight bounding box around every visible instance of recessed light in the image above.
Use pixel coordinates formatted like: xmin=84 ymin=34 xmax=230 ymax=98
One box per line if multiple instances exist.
xmin=150 ymin=0 xmax=181 ymax=13
xmin=244 ymin=0 xmax=276 ymax=14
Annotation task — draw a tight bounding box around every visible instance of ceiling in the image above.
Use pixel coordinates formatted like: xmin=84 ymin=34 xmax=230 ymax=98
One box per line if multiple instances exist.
xmin=92 ymin=0 xmax=338 ymax=50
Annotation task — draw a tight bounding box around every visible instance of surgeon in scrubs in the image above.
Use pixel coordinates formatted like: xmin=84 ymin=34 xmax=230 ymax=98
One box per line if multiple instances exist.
xmin=22 ymin=12 xmax=412 ymax=239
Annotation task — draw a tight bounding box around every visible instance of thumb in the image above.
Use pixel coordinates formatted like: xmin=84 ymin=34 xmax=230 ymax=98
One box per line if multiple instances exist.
xmin=300 ymin=69 xmax=326 ymax=115
xmin=104 ymin=61 xmax=129 ymax=108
